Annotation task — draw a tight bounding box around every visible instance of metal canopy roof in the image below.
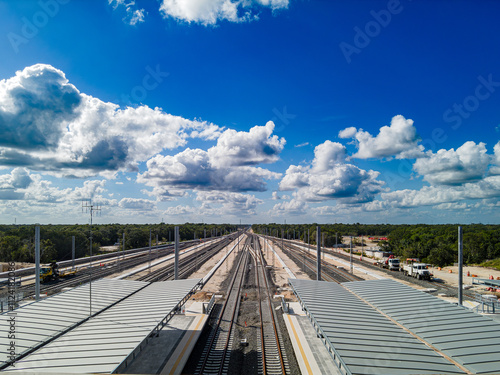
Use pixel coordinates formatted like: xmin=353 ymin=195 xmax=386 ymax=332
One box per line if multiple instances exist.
xmin=289 ymin=278 xmax=464 ymax=375
xmin=0 ymin=278 xmax=147 ymax=367
xmin=3 ymin=278 xmax=201 ymax=374
xmin=344 ymin=279 xmax=500 ymax=374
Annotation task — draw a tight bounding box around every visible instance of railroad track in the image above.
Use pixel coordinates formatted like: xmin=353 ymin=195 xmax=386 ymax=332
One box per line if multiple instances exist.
xmin=196 ymin=237 xmax=250 ymax=375
xmin=7 ymin=240 xmax=207 ymax=299
xmin=269 ymin=237 xmax=361 ymax=283
xmin=252 ymin=235 xmax=289 ymax=375
xmin=136 ymin=237 xmax=233 ymax=282
xmin=0 ymin=238 xmax=210 ymax=280
xmin=272 ymin=237 xmax=478 ymax=300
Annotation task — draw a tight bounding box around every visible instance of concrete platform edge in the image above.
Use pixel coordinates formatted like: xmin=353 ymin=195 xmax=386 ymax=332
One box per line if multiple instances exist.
xmin=283 ymin=313 xmax=322 ymax=375
xmin=160 ymin=314 xmax=208 ymax=375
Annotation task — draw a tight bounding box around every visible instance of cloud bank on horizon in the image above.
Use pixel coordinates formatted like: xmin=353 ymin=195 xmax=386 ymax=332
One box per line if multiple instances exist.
xmin=0 ymin=63 xmax=499 ymax=223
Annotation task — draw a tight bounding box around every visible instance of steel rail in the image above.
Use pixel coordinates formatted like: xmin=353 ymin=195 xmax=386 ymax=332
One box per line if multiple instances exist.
xmin=136 ymin=237 xmax=232 ymax=282
xmin=253 ymin=235 xmax=286 ymax=375
xmin=269 ymin=237 xmax=361 ymax=283
xmin=196 ymin=235 xmax=250 ymax=375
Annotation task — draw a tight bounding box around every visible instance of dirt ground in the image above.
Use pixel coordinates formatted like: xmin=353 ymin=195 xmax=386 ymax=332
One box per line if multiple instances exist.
xmin=429 ymin=265 xmax=500 ymax=285
xmin=259 ymin=237 xmax=312 ymax=286
xmin=194 ymin=235 xmax=245 ymax=294
xmin=0 ymin=262 xmax=34 ymax=273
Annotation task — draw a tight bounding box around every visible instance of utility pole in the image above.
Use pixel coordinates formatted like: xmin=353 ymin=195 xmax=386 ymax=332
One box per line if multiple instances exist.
xmin=35 ymin=225 xmax=40 ymax=301
xmin=82 ymin=200 xmax=101 ymax=316
xmin=350 ymin=236 xmax=353 ymax=274
xmin=308 ymin=228 xmax=310 ymax=251
xmin=264 ymin=231 xmax=266 ymax=258
xmin=317 ymin=226 xmax=321 ymax=281
xmin=71 ymin=236 xmax=75 ymax=271
xmin=361 ymin=236 xmax=364 ymax=260
xmin=238 ymin=229 xmax=240 ymax=252
xmin=279 ymin=228 xmax=283 ymax=268
xmin=122 ymin=232 xmax=125 ymax=263
xmin=174 ymin=226 xmax=179 ymax=280
xmin=458 ymin=226 xmax=463 ymax=306
xmin=149 ymin=228 xmax=152 ymax=273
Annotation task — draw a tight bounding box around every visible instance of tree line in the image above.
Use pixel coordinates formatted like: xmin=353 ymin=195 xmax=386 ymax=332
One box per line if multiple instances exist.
xmin=0 ymin=223 xmax=238 ymax=264
xmin=252 ymin=223 xmax=500 ymax=267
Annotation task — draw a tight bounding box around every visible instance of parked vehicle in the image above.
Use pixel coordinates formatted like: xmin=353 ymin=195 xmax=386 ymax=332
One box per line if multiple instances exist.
xmin=402 ymin=259 xmax=432 ymax=280
xmin=375 ymin=255 xmax=400 ymax=271
xmin=39 ymin=261 xmax=77 ymax=283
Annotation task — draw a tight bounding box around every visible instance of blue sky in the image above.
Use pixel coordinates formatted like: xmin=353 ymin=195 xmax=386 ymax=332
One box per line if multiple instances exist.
xmin=0 ymin=0 xmax=499 ymax=224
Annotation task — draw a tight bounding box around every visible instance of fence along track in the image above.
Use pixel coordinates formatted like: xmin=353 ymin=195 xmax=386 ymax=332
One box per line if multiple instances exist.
xmin=196 ymin=235 xmax=250 ymax=375
xmin=252 ymin=235 xmax=289 ymax=375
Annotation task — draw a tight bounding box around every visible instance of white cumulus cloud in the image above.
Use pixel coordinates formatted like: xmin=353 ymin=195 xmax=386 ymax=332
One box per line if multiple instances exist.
xmin=119 ymin=197 xmax=156 ymax=210
xmin=0 ymin=168 xmax=32 ymax=189
xmin=270 ymin=199 xmax=307 ymax=216
xmin=0 ymin=64 xmax=222 ymax=177
xmin=196 ymin=191 xmax=262 ymax=215
xmin=380 ymin=175 xmax=500 ymax=208
xmin=339 ymin=115 xmax=424 ymax=159
xmin=159 ymin=0 xmax=289 ymax=26
xmin=138 ymin=123 xmax=283 ymax=195
xmin=413 ymin=141 xmax=491 ymax=185
xmin=279 ymin=140 xmax=384 ymax=204
xmin=164 ymin=191 xmax=262 ymax=217
xmin=0 ymin=168 xmax=33 ymax=200
xmin=491 ymin=141 xmax=500 ymax=175
xmin=208 ymin=121 xmax=285 ymax=168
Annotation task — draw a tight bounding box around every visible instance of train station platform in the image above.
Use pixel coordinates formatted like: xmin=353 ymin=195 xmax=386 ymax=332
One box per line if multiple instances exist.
xmin=2 ymin=279 xmax=201 ymax=374
xmin=122 ymin=301 xmax=209 ymax=375
xmin=0 ymin=278 xmax=147 ymax=368
xmin=283 ymin=302 xmax=341 ymax=375
xmin=290 ymin=278 xmax=500 ymax=375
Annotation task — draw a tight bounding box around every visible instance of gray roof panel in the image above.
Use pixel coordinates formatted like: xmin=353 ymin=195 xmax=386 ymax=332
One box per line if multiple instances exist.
xmin=344 ymin=279 xmax=500 ymax=374
xmin=289 ymin=278 xmax=464 ymax=375
xmin=3 ymin=278 xmax=200 ymax=374
xmin=0 ymin=278 xmax=147 ymax=367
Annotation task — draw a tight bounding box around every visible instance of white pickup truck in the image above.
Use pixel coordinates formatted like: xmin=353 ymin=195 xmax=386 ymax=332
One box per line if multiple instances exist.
xmin=402 ymin=263 xmax=432 ymax=280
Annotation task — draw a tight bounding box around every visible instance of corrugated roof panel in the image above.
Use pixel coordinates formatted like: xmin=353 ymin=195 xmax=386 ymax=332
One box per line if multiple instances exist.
xmin=3 ymin=278 xmax=200 ymax=374
xmin=344 ymin=279 xmax=500 ymax=374
xmin=289 ymin=278 xmax=464 ymax=375
xmin=0 ymin=278 xmax=147 ymax=367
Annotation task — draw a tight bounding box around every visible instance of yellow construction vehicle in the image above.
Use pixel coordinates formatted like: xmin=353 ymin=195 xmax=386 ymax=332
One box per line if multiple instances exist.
xmin=39 ymin=261 xmax=77 ymax=283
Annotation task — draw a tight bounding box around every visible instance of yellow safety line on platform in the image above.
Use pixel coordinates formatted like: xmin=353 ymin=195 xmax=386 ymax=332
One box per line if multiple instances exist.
xmin=287 ymin=314 xmax=313 ymax=375
xmin=168 ymin=315 xmax=204 ymax=375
